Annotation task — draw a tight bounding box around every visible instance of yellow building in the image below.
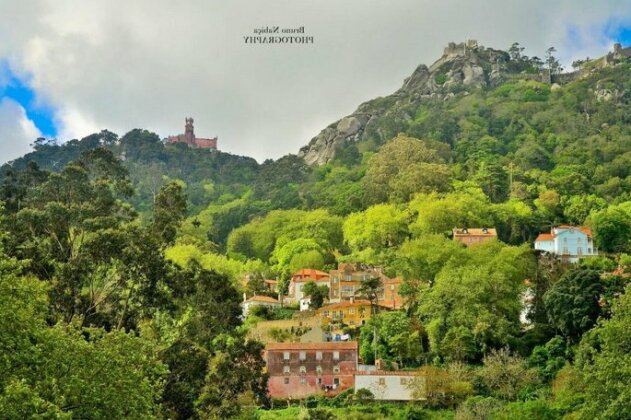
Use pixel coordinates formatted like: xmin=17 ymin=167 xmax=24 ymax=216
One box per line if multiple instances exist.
xmin=317 ymin=299 xmax=388 ymax=327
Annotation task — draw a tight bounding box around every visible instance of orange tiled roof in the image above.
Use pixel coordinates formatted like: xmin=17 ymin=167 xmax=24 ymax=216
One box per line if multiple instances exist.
xmin=453 ymin=228 xmax=497 ymax=236
xmin=266 ymin=341 xmax=358 ymax=351
xmin=535 ymin=233 xmax=554 ymax=241
xmin=292 ymin=268 xmax=329 ymax=278
xmin=536 ymin=225 xmax=593 ymax=242
xmin=245 ymin=295 xmax=280 ymax=304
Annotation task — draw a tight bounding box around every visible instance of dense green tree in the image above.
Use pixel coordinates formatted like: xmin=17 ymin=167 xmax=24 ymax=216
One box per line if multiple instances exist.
xmin=543 ymin=269 xmax=603 ymax=341
xmin=363 ymin=134 xmax=449 ymax=204
xmin=590 ymin=203 xmax=631 ymax=253
xmin=574 ymin=286 xmax=631 ymax=418
xmin=359 ymin=311 xmax=423 ymax=366
xmin=417 ymin=242 xmax=535 ymax=360
xmin=152 ymin=180 xmax=188 ymax=245
xmin=302 ymin=281 xmax=330 ymax=309
xmin=343 ymin=204 xmax=410 ymax=254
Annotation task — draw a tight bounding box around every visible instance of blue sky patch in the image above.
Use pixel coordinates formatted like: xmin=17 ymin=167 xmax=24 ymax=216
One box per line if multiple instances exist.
xmin=0 ymin=62 xmax=57 ymax=137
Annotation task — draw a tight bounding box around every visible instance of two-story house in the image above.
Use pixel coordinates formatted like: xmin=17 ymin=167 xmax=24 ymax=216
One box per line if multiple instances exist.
xmin=534 ymin=225 xmax=597 ymax=262
xmin=452 ymin=227 xmax=498 ymax=246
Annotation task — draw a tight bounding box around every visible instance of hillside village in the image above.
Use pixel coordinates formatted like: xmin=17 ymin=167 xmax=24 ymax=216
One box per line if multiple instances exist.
xmin=240 ymin=223 xmax=608 ymax=401
xmin=1 ymin=38 xmax=631 ymax=418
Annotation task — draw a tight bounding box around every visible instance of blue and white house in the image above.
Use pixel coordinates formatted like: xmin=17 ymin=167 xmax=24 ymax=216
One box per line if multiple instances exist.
xmin=534 ymin=225 xmax=598 ymax=263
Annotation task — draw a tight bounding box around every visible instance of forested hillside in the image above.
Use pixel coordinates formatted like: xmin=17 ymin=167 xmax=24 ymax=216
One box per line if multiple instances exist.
xmin=1 ymin=42 xmax=631 ymax=418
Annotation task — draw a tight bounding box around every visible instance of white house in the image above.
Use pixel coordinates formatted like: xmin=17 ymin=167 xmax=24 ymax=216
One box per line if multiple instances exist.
xmin=534 ymin=225 xmax=597 ymax=263
xmin=354 ymin=371 xmax=424 ymax=401
xmin=242 ymin=294 xmax=281 ymax=317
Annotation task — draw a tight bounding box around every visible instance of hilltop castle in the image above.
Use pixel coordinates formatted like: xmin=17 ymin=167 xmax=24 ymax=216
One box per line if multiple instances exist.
xmin=167 ymin=118 xmax=218 ymax=150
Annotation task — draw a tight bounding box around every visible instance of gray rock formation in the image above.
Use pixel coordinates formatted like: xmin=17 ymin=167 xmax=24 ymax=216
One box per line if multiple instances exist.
xmin=299 ymin=40 xmax=506 ymax=166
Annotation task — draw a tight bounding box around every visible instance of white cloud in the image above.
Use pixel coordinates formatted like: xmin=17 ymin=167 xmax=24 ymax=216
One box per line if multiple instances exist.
xmin=1 ymin=0 xmax=630 ymax=161
xmin=0 ymin=98 xmax=39 ymax=163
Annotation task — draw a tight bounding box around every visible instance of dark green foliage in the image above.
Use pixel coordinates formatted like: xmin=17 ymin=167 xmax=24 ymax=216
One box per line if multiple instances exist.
xmin=302 ymin=281 xmax=330 ymax=309
xmin=544 ymin=269 xmax=603 ymax=341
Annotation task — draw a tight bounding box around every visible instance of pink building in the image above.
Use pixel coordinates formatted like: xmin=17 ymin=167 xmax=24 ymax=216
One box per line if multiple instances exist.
xmin=167 ymin=117 xmax=218 ymax=150
xmin=266 ymin=342 xmax=358 ymax=399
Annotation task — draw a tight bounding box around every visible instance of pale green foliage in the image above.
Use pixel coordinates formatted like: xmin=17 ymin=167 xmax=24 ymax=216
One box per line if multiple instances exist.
xmin=409 ymin=183 xmax=493 ymax=236
xmin=395 ymin=234 xmax=465 ymax=281
xmin=343 ymin=204 xmax=410 ymax=253
xmin=165 ymin=243 xmax=266 ymax=284
xmin=227 ymin=209 xmax=343 ymax=262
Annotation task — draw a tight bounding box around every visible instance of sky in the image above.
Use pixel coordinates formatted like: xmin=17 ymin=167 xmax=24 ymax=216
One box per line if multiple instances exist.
xmin=1 ymin=1 xmax=631 ymax=164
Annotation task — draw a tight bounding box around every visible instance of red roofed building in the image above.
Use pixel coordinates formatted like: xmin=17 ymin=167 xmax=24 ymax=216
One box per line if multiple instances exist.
xmin=534 ymin=225 xmax=597 ymax=262
xmin=167 ymin=117 xmax=218 ymax=150
xmin=266 ymin=341 xmax=358 ymax=399
xmin=452 ymin=227 xmax=498 ymax=246
xmin=288 ymin=269 xmax=330 ymax=309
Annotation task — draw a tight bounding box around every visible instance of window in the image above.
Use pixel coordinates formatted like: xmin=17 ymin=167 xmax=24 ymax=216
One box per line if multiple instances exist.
xmin=339 ymin=310 xmax=344 ymax=319
xmin=333 ymin=365 xmax=340 ymax=374
xmin=316 ymin=366 xmax=323 ymax=374
xmin=332 ymin=311 xmax=337 ymax=319
xmin=316 ymin=351 xmax=322 ymax=360
xmin=588 ymin=248 xmax=592 ymax=253
xmin=299 ymin=351 xmax=306 ymax=361
xmin=317 ymin=378 xmax=322 ymax=385
xmin=284 ymin=377 xmax=290 ymax=384
xmin=563 ymin=247 xmax=569 ymax=255
xmin=283 ymin=351 xmax=290 ymax=360
xmin=577 ymin=247 xmax=583 ymax=255
xmin=300 ymin=377 xmax=306 ymax=384
xmin=299 ymin=366 xmax=306 ymax=374
xmin=349 ymin=308 xmax=355 ymax=315
xmin=283 ymin=366 xmax=290 ymax=374
xmin=333 ymin=351 xmax=340 ymax=360
xmin=378 ymin=378 xmax=386 ymax=385
xmin=333 ymin=378 xmax=340 ymax=386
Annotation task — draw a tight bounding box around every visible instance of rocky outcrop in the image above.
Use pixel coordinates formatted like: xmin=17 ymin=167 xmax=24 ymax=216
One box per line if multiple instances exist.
xmin=299 ymin=40 xmax=506 ymax=165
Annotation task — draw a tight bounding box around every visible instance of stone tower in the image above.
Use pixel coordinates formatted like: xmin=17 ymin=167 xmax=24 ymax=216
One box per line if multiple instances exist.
xmin=184 ymin=117 xmax=195 ymax=145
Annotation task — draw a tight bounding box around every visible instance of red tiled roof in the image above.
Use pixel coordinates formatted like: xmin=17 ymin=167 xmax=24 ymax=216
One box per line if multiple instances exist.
xmin=292 ymin=268 xmax=329 ymax=277
xmin=536 ymin=225 xmax=593 ymax=242
xmin=245 ymin=295 xmax=280 ymax=304
xmin=579 ymin=227 xmax=592 ymax=236
xmin=535 ymin=233 xmax=554 ymax=241
xmin=266 ymin=341 xmax=358 ymax=351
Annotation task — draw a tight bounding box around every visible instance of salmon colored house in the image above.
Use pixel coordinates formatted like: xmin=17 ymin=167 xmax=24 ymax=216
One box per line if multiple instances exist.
xmin=452 ymin=227 xmax=497 ymax=246
xmin=266 ymin=342 xmax=358 ymax=399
